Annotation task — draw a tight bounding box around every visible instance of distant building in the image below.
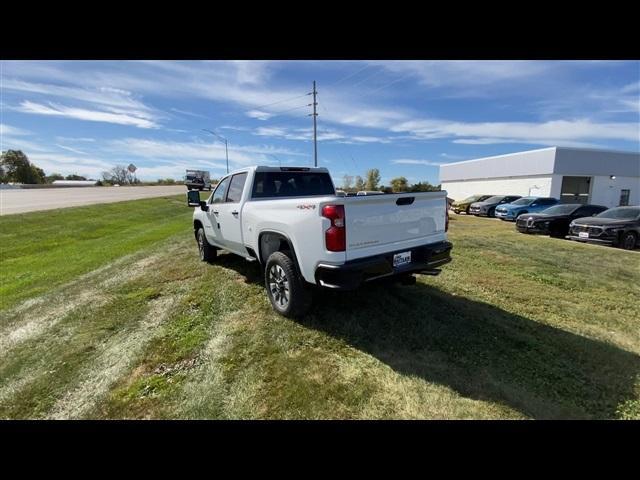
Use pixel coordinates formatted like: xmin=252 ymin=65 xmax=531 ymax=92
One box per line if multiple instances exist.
xmin=52 ymin=180 xmax=98 ymax=187
xmin=440 ymin=147 xmax=639 ymax=208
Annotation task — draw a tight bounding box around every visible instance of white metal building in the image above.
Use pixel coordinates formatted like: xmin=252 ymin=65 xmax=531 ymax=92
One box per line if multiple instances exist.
xmin=440 ymin=147 xmax=640 ymax=208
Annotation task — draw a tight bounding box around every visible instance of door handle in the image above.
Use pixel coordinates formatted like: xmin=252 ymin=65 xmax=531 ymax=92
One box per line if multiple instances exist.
xmin=231 ymin=211 xmax=239 ymax=216
xmin=212 ymin=210 xmax=219 ymax=215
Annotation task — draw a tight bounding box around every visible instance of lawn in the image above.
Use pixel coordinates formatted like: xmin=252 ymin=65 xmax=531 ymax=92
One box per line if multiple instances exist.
xmin=1 ymin=198 xmax=638 ymax=419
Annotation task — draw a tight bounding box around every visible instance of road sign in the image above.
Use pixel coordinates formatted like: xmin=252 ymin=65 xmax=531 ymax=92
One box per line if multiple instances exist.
xmin=127 ymin=164 xmax=137 ymax=173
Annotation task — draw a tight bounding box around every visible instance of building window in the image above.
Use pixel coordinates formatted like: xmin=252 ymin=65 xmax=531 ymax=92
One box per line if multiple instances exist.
xmin=619 ymin=189 xmax=630 ymax=206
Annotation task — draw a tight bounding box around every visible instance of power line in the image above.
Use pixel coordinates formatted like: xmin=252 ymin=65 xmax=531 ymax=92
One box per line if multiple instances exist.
xmin=265 ymin=103 xmax=311 ymax=118
xmin=350 ymin=67 xmax=385 ymax=88
xmin=328 ymin=64 xmax=372 ymax=87
xmin=252 ymin=93 xmax=310 ymax=111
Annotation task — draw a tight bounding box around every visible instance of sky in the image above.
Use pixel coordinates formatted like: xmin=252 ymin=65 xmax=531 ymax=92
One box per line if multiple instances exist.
xmin=1 ymin=60 xmax=638 ymax=186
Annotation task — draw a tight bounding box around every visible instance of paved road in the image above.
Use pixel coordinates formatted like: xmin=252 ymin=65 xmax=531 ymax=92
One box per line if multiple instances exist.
xmin=0 ymin=186 xmax=187 ymax=215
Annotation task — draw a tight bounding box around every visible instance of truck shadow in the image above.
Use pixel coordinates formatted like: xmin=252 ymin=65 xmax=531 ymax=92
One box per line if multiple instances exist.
xmin=215 ymin=253 xmax=640 ymax=419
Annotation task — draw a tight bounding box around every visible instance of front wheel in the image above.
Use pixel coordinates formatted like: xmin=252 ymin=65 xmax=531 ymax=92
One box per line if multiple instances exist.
xmin=620 ymin=231 xmax=637 ymax=250
xmin=197 ymin=228 xmax=217 ymax=263
xmin=488 ymin=207 xmax=495 ymax=218
xmin=265 ymin=251 xmax=312 ymax=318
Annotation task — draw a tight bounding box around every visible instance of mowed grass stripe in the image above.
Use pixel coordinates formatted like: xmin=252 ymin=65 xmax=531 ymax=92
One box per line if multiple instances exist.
xmin=0 ymin=195 xmax=193 ymax=310
xmin=1 ymin=199 xmax=639 ymax=419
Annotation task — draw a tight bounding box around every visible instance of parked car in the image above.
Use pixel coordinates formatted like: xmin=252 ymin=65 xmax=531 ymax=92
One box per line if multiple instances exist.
xmin=451 ymin=195 xmax=493 ymax=214
xmin=494 ymin=197 xmax=558 ymax=221
xmin=469 ymin=195 xmax=522 ymax=217
xmin=187 ymin=166 xmax=452 ymax=317
xmin=567 ymin=206 xmax=640 ymax=250
xmin=515 ymin=203 xmax=607 ymax=237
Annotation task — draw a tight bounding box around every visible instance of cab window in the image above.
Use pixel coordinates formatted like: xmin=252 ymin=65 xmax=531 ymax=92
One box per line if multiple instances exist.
xmin=211 ymin=177 xmax=230 ymax=204
xmin=226 ymin=173 xmax=248 ymax=203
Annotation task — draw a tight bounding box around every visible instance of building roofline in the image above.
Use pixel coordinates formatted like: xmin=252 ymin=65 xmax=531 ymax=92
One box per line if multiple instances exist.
xmin=554 ymin=146 xmax=640 ymax=155
xmin=439 ymin=146 xmax=640 ymax=169
xmin=439 ymin=147 xmax=556 ymax=167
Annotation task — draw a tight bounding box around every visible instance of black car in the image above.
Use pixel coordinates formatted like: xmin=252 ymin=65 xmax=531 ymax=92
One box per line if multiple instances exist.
xmin=516 ymin=203 xmax=607 ymax=237
xmin=469 ymin=195 xmax=522 ymax=217
xmin=567 ymin=206 xmax=640 ymax=250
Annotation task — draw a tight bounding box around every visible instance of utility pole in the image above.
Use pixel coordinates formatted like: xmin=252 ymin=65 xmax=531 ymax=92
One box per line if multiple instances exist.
xmin=308 ymin=81 xmax=318 ymax=167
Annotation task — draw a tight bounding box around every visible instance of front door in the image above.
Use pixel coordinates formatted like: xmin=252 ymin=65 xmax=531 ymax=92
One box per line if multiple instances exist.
xmin=203 ymin=176 xmax=230 ymax=247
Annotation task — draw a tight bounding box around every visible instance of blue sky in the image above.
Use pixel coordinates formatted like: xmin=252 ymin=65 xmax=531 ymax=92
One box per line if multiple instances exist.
xmin=1 ymin=60 xmax=638 ymax=185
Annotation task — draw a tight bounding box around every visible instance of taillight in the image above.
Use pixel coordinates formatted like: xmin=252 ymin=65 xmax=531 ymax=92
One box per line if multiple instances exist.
xmin=322 ymin=204 xmax=346 ymax=252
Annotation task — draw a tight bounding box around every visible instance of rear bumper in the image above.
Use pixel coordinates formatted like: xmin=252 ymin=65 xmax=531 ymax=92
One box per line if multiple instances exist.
xmin=314 ymin=241 xmax=453 ymax=290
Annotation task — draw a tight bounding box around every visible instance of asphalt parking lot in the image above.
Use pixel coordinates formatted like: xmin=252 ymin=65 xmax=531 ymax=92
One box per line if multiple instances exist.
xmin=0 ymin=185 xmax=186 ymax=215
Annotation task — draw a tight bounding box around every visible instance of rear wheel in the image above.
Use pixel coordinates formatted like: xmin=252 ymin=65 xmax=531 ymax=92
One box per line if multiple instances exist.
xmin=488 ymin=207 xmax=495 ymax=218
xmin=265 ymin=251 xmax=312 ymax=318
xmin=466 ymin=206 xmax=471 ymax=215
xmin=196 ymin=228 xmax=217 ymax=263
xmin=620 ymin=231 xmax=637 ymax=250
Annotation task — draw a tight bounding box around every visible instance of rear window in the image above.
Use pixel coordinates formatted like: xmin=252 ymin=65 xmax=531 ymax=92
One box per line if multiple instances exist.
xmin=252 ymin=171 xmax=334 ymax=198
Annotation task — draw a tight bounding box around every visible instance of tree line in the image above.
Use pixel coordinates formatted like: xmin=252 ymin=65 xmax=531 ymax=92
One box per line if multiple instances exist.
xmin=0 ymin=150 xmax=178 ymax=186
xmin=340 ymin=168 xmax=440 ymax=193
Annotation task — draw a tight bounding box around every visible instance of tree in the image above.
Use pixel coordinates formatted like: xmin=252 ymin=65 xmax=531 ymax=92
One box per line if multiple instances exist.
xmin=65 ymin=174 xmax=87 ymax=181
xmin=390 ymin=176 xmax=409 ymax=192
xmin=341 ymin=174 xmax=354 ymax=191
xmin=365 ymin=168 xmax=381 ymax=191
xmin=45 ymin=173 xmax=65 ymax=183
xmin=0 ymin=150 xmax=46 ymax=184
xmin=102 ymin=165 xmax=135 ymax=185
xmin=354 ymin=175 xmax=365 ymax=191
xmin=410 ymin=181 xmax=441 ymax=192
xmin=0 ymin=163 xmax=6 ymax=183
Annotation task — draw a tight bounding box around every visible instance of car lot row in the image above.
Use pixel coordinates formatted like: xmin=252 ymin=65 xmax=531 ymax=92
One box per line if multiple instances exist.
xmin=451 ymin=194 xmax=640 ymax=251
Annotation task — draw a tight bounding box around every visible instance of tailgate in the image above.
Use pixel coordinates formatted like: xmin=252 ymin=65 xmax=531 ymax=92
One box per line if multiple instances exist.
xmin=342 ymin=191 xmax=447 ymax=261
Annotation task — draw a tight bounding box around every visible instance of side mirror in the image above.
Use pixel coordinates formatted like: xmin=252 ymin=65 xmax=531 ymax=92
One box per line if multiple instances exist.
xmin=187 ymin=190 xmax=201 ymax=207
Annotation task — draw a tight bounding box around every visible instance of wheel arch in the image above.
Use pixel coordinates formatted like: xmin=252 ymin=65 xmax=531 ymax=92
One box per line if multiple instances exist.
xmin=193 ymin=219 xmax=204 ymax=240
xmin=258 ymin=230 xmax=303 ymax=278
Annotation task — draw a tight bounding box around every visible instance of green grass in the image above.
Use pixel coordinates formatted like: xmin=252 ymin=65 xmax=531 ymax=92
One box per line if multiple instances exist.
xmin=1 ymin=202 xmax=638 ymax=419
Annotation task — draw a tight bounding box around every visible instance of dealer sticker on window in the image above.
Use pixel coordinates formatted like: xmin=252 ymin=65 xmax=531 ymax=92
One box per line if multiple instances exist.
xmin=393 ymin=251 xmax=412 ymax=267
xmin=578 ymin=231 xmax=589 ymax=239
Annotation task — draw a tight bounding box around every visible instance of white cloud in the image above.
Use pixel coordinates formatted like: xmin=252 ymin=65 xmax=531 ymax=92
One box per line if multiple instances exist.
xmin=0 ymin=123 xmax=31 ymax=136
xmin=246 ymin=110 xmax=274 ymax=120
xmin=389 ymin=118 xmax=640 ymax=145
xmin=391 ymin=159 xmax=443 ymax=166
xmin=54 ymin=144 xmax=88 ymax=155
xmin=16 ymin=101 xmax=158 ymax=128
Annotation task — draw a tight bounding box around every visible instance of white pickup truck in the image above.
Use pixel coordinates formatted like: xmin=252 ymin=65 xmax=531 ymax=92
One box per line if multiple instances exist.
xmin=187 ymin=166 xmax=452 ymax=317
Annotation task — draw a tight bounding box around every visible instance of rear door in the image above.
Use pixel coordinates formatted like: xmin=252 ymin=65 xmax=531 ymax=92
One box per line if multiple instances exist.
xmin=215 ymin=172 xmax=249 ymax=255
xmin=341 ymin=191 xmax=447 ymax=261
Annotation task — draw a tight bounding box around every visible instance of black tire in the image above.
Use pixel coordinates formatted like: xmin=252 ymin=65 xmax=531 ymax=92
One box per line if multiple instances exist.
xmin=488 ymin=207 xmax=495 ymax=218
xmin=620 ymin=231 xmax=637 ymax=250
xmin=196 ymin=228 xmax=217 ymax=263
xmin=265 ymin=251 xmax=312 ymax=318
xmin=466 ymin=206 xmax=471 ymax=215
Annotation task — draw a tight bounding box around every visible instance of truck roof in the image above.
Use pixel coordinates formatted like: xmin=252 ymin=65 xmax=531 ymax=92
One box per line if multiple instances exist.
xmin=224 ymin=166 xmax=330 ymax=176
